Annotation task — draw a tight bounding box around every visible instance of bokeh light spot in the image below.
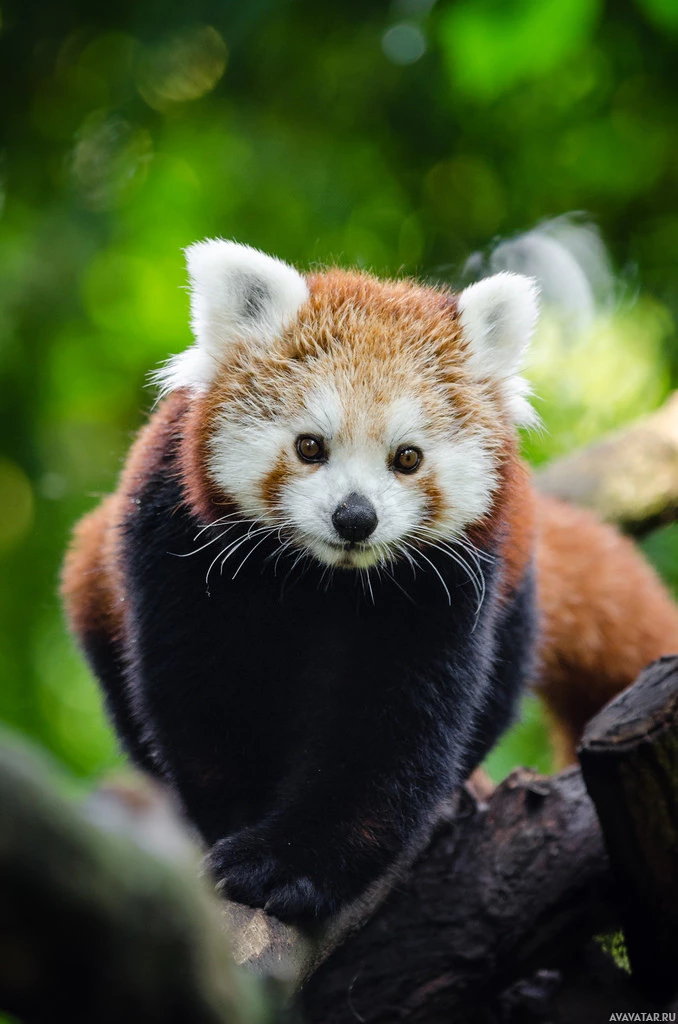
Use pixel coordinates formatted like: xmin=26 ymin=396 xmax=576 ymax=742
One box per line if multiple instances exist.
xmin=382 ymin=23 xmax=427 ymax=65
xmin=0 ymin=458 xmax=34 ymax=551
xmin=39 ymin=472 xmax=67 ymax=501
xmin=137 ymin=26 xmax=227 ymax=112
xmin=71 ymin=113 xmax=153 ymax=210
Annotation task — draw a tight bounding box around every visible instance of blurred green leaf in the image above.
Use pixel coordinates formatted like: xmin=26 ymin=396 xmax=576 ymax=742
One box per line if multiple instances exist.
xmin=439 ymin=0 xmax=602 ymax=100
xmin=635 ymin=0 xmax=678 ymax=33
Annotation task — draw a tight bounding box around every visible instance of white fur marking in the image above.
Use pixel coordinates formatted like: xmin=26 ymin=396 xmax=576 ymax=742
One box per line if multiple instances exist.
xmin=206 ymin=382 xmax=500 ymax=571
xmin=279 ymin=393 xmax=498 ymax=569
xmin=458 ymin=272 xmax=540 ymax=426
xmin=386 ymin=396 xmax=427 ymax=446
xmin=301 ymin=384 xmax=343 ymax=440
xmin=208 ymin=416 xmax=289 ymax=517
xmin=154 ymin=240 xmax=309 ymax=394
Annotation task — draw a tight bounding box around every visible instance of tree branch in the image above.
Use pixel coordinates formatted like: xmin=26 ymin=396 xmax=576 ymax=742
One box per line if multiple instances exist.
xmin=300 ymin=767 xmax=614 ymax=1023
xmin=579 ymin=656 xmax=678 ymax=1000
xmin=536 ymin=392 xmax=678 ymax=535
xmin=0 ymin=737 xmax=278 ymax=1024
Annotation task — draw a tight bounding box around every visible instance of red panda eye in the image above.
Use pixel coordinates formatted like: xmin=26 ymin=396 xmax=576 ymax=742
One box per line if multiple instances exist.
xmin=393 ymin=446 xmax=422 ymax=473
xmin=296 ymin=435 xmax=326 ymax=463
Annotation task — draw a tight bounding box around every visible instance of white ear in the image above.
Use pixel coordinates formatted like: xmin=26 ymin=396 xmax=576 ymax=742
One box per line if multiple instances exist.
xmin=154 ymin=240 xmax=309 ymax=394
xmin=458 ymin=272 xmax=540 ymax=426
xmin=186 ymin=239 xmax=309 ymax=352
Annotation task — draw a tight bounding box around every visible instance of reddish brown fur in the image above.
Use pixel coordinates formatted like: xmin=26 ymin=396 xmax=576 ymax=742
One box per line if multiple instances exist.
xmin=420 ymin=474 xmax=447 ymax=529
xmin=61 ymin=494 xmax=124 ymax=641
xmin=61 ymin=268 xmax=678 ymax=778
xmin=180 ymin=391 xmax=228 ymax=524
xmin=62 ymin=392 xmax=191 ymax=641
xmin=260 ymin=452 xmax=297 ymax=510
xmin=534 ymin=494 xmax=678 ymax=766
xmin=469 ymin=447 xmax=537 ymax=603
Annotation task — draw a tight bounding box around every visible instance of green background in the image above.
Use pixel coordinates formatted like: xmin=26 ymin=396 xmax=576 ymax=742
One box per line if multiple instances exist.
xmin=0 ymin=0 xmax=677 ymax=784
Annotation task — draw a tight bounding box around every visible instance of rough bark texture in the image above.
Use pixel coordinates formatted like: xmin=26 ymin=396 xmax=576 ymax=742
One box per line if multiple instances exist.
xmin=299 ymin=768 xmax=615 ymax=1023
xmin=536 ymin=391 xmax=678 ymax=535
xmin=579 ymin=656 xmax=678 ymax=1000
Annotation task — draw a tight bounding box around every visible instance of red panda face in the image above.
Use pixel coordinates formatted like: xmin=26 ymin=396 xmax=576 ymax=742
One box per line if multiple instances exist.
xmin=202 ymin=331 xmax=500 ymax=571
xmin=157 ymin=242 xmax=540 ymax=572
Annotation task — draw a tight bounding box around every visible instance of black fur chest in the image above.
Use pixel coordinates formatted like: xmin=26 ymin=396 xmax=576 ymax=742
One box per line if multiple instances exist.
xmin=123 ymin=463 xmax=493 ymax=700
xmin=118 ymin=446 xmax=533 ymax=860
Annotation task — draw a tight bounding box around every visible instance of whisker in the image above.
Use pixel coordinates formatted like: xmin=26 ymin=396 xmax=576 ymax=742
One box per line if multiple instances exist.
xmin=415 ymin=525 xmax=494 ymax=565
xmin=443 ymin=540 xmax=488 ymax=621
xmin=203 ymin=524 xmax=273 ymax=591
xmin=317 ymin=561 xmax=333 ymax=592
xmin=174 ymin=524 xmax=238 ymax=558
xmin=455 ymin=537 xmax=494 ymax=565
xmin=205 ymin=542 xmax=230 ymax=592
xmin=404 ymin=542 xmax=452 ymax=606
xmin=192 ymin=510 xmax=249 ymax=540
xmin=231 ymin=532 xmax=277 ymax=579
xmin=411 ymin=532 xmax=485 ymax=589
xmin=421 ymin=540 xmax=482 ymax=603
xmin=394 ymin=542 xmax=419 ymax=580
xmin=322 ymin=564 xmax=336 ymax=593
xmin=271 ymin=539 xmax=295 ymax=576
xmin=219 ymin=526 xmax=276 ymax=575
xmin=282 ymin=547 xmax=309 ymax=588
xmin=409 ymin=531 xmax=487 ymax=626
xmin=411 ymin=532 xmax=485 ymax=600
xmin=364 ymin=567 xmax=375 ymax=605
xmin=381 ymin=565 xmax=415 ymax=604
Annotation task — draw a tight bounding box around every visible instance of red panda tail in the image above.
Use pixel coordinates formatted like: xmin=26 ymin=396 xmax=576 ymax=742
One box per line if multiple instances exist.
xmin=534 ymin=493 xmax=678 ymax=767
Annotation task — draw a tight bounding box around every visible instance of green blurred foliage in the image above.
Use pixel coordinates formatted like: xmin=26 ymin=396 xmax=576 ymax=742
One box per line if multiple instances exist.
xmin=0 ymin=0 xmax=677 ymax=782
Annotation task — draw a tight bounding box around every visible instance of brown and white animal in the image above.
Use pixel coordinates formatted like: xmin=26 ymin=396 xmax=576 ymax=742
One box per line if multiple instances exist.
xmin=62 ymin=241 xmax=678 ymax=920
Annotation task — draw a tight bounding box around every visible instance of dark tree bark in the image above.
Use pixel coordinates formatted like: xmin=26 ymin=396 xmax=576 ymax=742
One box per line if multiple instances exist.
xmin=579 ymin=656 xmax=678 ymax=1001
xmin=300 ymin=768 xmax=614 ymax=1023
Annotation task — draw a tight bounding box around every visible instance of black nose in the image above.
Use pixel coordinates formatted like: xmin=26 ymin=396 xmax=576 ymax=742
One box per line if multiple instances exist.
xmin=332 ymin=492 xmax=378 ymax=543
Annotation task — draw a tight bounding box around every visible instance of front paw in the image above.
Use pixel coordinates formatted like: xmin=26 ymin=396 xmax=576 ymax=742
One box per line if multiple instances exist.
xmin=207 ymin=826 xmax=339 ymax=923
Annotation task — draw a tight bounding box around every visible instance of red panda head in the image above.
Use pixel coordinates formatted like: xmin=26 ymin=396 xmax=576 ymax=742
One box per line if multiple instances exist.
xmin=157 ymin=240 xmax=539 ymax=570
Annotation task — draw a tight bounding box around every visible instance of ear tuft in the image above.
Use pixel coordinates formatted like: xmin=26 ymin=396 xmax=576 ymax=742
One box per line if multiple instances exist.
xmin=458 ymin=272 xmax=540 ymax=426
xmin=154 ymin=240 xmax=309 ymax=394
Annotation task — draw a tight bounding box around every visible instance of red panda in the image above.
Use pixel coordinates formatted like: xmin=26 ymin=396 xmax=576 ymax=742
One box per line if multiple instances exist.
xmin=61 ymin=241 xmax=678 ymax=922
